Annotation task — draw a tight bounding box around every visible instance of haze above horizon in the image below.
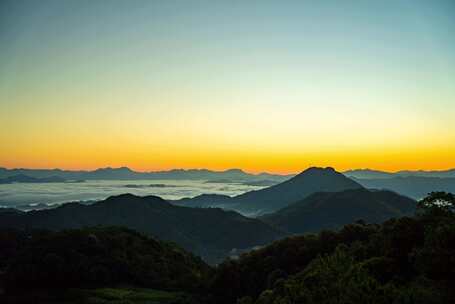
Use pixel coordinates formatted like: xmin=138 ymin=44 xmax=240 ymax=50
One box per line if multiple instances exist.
xmin=1 ymin=0 xmax=454 ymax=174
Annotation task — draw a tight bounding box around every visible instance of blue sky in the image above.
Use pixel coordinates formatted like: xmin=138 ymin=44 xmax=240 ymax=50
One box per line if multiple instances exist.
xmin=1 ymin=0 xmax=454 ymax=172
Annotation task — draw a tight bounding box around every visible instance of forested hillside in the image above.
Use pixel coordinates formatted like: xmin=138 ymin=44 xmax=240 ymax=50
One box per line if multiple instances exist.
xmin=210 ymin=192 xmax=455 ymax=304
xmin=0 ymin=192 xmax=453 ymax=304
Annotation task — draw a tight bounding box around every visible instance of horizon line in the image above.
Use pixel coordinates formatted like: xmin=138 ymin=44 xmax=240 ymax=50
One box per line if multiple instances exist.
xmin=1 ymin=165 xmax=455 ymax=176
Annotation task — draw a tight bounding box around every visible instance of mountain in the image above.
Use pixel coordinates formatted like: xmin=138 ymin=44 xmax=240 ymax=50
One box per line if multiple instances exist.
xmin=343 ymin=169 xmax=396 ymax=179
xmin=0 ymin=193 xmax=285 ymax=264
xmin=353 ymin=176 xmax=455 ymax=200
xmin=261 ymin=188 xmax=416 ymax=234
xmin=175 ymin=194 xmax=234 ymax=208
xmin=0 ymin=166 xmax=292 ymax=182
xmin=396 ymin=169 xmax=455 ymax=178
xmin=174 ymin=167 xmax=363 ymax=216
xmin=344 ymin=168 xmax=455 ymax=179
xmin=0 ymin=174 xmax=68 ymax=184
xmin=240 ymin=179 xmax=279 ymax=186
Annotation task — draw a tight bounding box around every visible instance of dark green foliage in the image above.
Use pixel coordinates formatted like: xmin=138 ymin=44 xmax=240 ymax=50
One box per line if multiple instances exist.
xmin=1 ymin=227 xmax=211 ymax=294
xmin=1 ymin=287 xmax=201 ymax=304
xmin=254 ymin=246 xmax=446 ymax=304
xmin=209 ymin=222 xmax=379 ymax=304
xmin=210 ymin=192 xmax=455 ymax=304
xmin=417 ymin=191 xmax=454 ymax=216
xmin=1 ymin=192 xmax=454 ymax=304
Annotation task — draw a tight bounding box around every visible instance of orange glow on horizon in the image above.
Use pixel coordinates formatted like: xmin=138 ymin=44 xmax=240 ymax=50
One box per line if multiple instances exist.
xmin=2 ymin=147 xmax=455 ymax=176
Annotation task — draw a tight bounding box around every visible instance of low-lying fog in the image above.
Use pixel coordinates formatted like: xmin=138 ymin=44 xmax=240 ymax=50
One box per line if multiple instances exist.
xmin=0 ymin=179 xmax=266 ymax=211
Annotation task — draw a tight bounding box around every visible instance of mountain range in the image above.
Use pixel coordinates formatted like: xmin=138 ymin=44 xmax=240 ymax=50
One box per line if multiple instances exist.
xmin=344 ymin=168 xmax=455 ymax=179
xmin=0 ymin=167 xmax=420 ymax=264
xmin=344 ymin=169 xmax=455 ymax=199
xmin=1 ymin=167 xmax=453 ymax=202
xmin=3 ymin=166 xmax=454 ymax=181
xmin=174 ymin=167 xmax=363 ymax=215
xmin=352 ymin=176 xmax=455 ymax=200
xmin=0 ymin=166 xmax=292 ymax=182
xmin=0 ymin=174 xmax=74 ymax=184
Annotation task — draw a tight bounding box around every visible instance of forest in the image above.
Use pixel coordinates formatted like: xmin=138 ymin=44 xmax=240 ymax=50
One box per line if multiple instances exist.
xmin=0 ymin=192 xmax=453 ymax=303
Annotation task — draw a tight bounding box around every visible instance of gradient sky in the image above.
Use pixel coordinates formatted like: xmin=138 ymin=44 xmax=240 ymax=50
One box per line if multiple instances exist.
xmin=1 ymin=0 xmax=454 ymax=174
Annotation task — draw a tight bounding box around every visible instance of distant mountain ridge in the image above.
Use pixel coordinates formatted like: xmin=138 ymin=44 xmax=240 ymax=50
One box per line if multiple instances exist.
xmin=0 ymin=193 xmax=286 ymax=264
xmin=0 ymin=174 xmax=73 ymax=184
xmin=352 ymin=176 xmax=455 ymax=200
xmin=260 ymin=188 xmax=416 ymax=234
xmin=174 ymin=167 xmax=364 ymax=215
xmin=0 ymin=166 xmax=292 ymax=182
xmin=344 ymin=168 xmax=455 ymax=179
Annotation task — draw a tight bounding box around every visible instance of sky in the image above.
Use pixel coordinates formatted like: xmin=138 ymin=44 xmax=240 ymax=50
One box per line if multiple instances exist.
xmin=1 ymin=0 xmax=454 ymax=174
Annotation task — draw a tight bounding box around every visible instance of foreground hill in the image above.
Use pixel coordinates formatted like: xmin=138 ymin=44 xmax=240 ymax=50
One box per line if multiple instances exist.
xmin=0 ymin=227 xmax=210 ymax=303
xmin=261 ymin=188 xmax=416 ymax=234
xmin=0 ymin=194 xmax=285 ymax=264
xmin=353 ymin=176 xmax=455 ymax=200
xmin=175 ymin=167 xmax=363 ymax=215
xmin=0 ymin=193 xmax=453 ymax=304
xmin=210 ymin=193 xmax=455 ymax=304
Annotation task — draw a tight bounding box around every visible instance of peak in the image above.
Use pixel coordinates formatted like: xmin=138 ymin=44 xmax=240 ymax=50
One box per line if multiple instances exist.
xmin=103 ymin=193 xmax=169 ymax=206
xmin=95 ymin=167 xmax=133 ymax=172
xmin=118 ymin=166 xmax=132 ymax=171
xmin=112 ymin=166 xmax=133 ymax=172
xmin=300 ymin=167 xmax=337 ymax=174
xmin=224 ymin=168 xmax=245 ymax=173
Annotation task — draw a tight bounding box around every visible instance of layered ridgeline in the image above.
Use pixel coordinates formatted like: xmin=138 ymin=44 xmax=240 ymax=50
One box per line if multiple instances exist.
xmin=1 ymin=193 xmax=452 ymax=304
xmin=351 ymin=176 xmax=455 ymax=200
xmin=344 ymin=168 xmax=455 ymax=200
xmin=0 ymin=166 xmax=291 ymax=182
xmin=260 ymin=188 xmax=416 ymax=234
xmin=0 ymin=174 xmax=69 ymax=184
xmin=344 ymin=168 xmax=455 ymax=179
xmin=0 ymin=194 xmax=285 ymax=264
xmin=174 ymin=167 xmax=363 ymax=215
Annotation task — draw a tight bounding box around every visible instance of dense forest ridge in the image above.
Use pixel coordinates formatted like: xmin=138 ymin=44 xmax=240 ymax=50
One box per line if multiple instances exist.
xmin=0 ymin=193 xmax=285 ymax=264
xmin=0 ymin=192 xmax=453 ymax=303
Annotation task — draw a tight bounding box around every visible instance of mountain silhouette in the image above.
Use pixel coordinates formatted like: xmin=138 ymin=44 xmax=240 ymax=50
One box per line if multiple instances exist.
xmin=0 ymin=174 xmax=67 ymax=184
xmin=261 ymin=188 xmax=416 ymax=234
xmin=343 ymin=169 xmax=396 ymax=179
xmin=0 ymin=166 xmax=292 ymax=182
xmin=344 ymin=168 xmax=455 ymax=179
xmin=0 ymin=193 xmax=285 ymax=264
xmin=176 ymin=194 xmax=233 ymax=207
xmin=1 ymin=227 xmax=211 ymax=292
xmin=175 ymin=167 xmax=363 ymax=215
xmin=353 ymin=176 xmax=455 ymax=200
